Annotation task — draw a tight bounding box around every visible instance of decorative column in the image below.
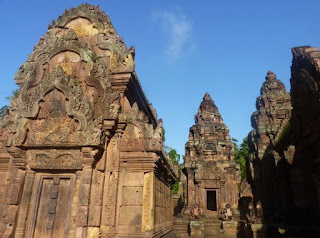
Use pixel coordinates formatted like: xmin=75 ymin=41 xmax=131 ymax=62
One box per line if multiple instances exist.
xmin=100 ymin=135 xmax=120 ymax=237
xmin=76 ymin=147 xmax=95 ymax=237
xmin=141 ymin=172 xmax=154 ymax=232
xmin=187 ymin=168 xmax=195 ymax=207
xmin=5 ymin=147 xmax=28 ymax=238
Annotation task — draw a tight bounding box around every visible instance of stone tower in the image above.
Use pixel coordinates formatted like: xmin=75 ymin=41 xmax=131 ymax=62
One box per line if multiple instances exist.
xmin=248 ymin=71 xmax=292 ymax=161
xmin=0 ymin=4 xmax=177 ymax=238
xmin=247 ymin=71 xmax=293 ymax=219
xmin=184 ymin=93 xmax=240 ymax=216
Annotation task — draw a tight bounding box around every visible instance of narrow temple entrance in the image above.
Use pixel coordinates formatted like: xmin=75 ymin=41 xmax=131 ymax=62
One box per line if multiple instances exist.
xmin=207 ymin=190 xmax=217 ymax=211
xmin=26 ymin=174 xmax=74 ymax=238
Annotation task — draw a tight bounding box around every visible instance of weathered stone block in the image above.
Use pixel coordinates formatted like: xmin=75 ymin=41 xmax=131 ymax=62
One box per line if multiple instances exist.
xmin=122 ymin=172 xmax=144 ymax=186
xmin=121 ymin=186 xmax=143 ymax=206
xmin=90 ymin=171 xmax=103 ymax=206
xmin=88 ymin=205 xmax=101 ymax=226
xmin=8 ymin=183 xmax=22 ymax=205
xmin=0 ymin=172 xmax=7 ymax=184
xmin=79 ymin=183 xmax=90 ymax=206
xmin=77 ymin=206 xmax=88 ymax=227
xmin=118 ymin=206 xmax=142 ymax=226
xmin=190 ymin=221 xmax=204 ymax=238
xmin=81 ymin=170 xmax=92 ymax=184
xmin=103 ymin=205 xmax=116 ymax=226
xmin=87 ymin=227 xmax=100 ymax=238
xmin=2 ymin=205 xmax=18 ymax=224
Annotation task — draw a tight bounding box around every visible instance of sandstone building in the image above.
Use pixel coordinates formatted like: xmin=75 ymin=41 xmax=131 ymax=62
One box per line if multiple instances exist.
xmin=0 ymin=5 xmax=177 ymax=238
xmin=246 ymin=50 xmax=320 ymax=235
xmin=247 ymin=71 xmax=293 ymax=220
xmin=2 ymin=4 xmax=320 ymax=238
xmin=184 ymin=93 xmax=240 ymax=216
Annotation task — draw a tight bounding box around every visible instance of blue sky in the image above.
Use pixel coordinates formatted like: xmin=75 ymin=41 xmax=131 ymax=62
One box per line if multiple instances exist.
xmin=1 ymin=0 xmax=320 ymax=157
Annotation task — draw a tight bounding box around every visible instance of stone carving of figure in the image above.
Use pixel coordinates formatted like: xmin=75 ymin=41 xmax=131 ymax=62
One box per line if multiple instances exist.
xmin=190 ymin=204 xmax=200 ymax=219
xmin=223 ymin=204 xmax=233 ymax=220
xmin=109 ymin=104 xmax=120 ymax=118
xmin=247 ymin=202 xmax=255 ymax=223
xmin=256 ymin=201 xmax=263 ymax=222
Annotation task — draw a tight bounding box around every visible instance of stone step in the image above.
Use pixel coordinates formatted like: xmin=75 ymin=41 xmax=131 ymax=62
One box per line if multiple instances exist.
xmin=204 ymin=220 xmax=222 ymax=224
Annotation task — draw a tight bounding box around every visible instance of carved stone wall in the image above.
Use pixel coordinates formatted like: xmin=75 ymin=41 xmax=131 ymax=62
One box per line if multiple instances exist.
xmin=290 ymin=46 xmax=320 ymax=224
xmin=0 ymin=4 xmax=177 ymax=238
xmin=184 ymin=93 xmax=240 ymax=216
xmin=154 ymin=176 xmax=173 ymax=233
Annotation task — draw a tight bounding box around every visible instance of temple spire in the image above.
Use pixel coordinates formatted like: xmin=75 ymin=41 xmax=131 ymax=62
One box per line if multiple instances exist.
xmin=195 ymin=92 xmax=222 ymax=124
xmin=260 ymin=71 xmax=286 ymax=95
xmin=265 ymin=71 xmax=277 ymax=80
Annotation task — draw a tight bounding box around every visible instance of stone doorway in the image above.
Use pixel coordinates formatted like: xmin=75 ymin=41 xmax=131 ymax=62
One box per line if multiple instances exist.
xmin=26 ymin=174 xmax=75 ymax=238
xmin=207 ymin=190 xmax=217 ymax=211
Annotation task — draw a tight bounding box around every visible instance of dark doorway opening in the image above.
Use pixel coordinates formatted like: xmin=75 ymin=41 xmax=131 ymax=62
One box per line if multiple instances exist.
xmin=207 ymin=190 xmax=217 ymax=211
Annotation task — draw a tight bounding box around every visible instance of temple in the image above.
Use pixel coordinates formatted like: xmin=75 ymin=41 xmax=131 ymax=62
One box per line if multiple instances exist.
xmin=184 ymin=93 xmax=240 ymax=215
xmin=172 ymin=93 xmax=241 ymax=237
xmin=1 ymin=3 xmax=320 ymax=238
xmin=247 ymin=71 xmax=293 ymax=220
xmin=0 ymin=4 xmax=177 ymax=238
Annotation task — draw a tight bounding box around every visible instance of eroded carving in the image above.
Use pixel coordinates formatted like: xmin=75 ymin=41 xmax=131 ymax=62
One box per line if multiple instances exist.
xmin=26 ymin=150 xmax=82 ymax=170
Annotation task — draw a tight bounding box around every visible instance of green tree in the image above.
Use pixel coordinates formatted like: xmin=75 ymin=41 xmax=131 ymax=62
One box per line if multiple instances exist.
xmin=168 ymin=149 xmax=180 ymax=164
xmin=172 ymin=166 xmax=182 ymax=195
xmin=233 ymin=137 xmax=248 ymax=180
xmin=164 ymin=146 xmax=181 ymax=164
xmin=164 ymin=146 xmax=183 ymax=195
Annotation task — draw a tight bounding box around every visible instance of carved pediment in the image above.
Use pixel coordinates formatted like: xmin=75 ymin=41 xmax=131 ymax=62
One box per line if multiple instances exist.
xmin=13 ymin=86 xmax=103 ymax=146
xmin=5 ymin=4 xmax=144 ymax=149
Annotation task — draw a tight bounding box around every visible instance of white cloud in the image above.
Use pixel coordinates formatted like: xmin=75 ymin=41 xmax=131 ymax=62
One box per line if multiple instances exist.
xmin=152 ymin=9 xmax=193 ymax=59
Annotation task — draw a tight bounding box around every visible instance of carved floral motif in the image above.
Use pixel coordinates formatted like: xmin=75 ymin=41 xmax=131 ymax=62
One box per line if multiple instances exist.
xmin=26 ymin=149 xmax=82 ymax=169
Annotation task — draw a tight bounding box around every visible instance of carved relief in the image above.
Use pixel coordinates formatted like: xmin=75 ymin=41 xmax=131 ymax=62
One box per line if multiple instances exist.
xmin=197 ymin=164 xmax=224 ymax=180
xmin=119 ymin=138 xmax=162 ymax=152
xmin=11 ymin=62 xmax=108 ymax=146
xmin=9 ymin=5 xmax=131 ymax=148
xmin=142 ymin=172 xmax=154 ymax=232
xmin=26 ymin=150 xmax=82 ymax=170
xmin=49 ymin=51 xmax=81 ymax=75
xmin=65 ymin=17 xmax=98 ymax=37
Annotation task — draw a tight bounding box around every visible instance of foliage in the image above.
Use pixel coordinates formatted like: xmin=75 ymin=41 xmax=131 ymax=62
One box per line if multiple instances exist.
xmin=164 ymin=146 xmax=181 ymax=164
xmin=172 ymin=181 xmax=180 ymax=194
xmin=231 ymin=137 xmax=238 ymax=143
xmin=233 ymin=137 xmax=249 ymax=181
xmin=168 ymin=149 xmax=180 ymax=164
xmin=164 ymin=146 xmax=183 ymax=194
xmin=172 ymin=166 xmax=182 ymax=194
xmin=161 ymin=127 xmax=166 ymax=142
